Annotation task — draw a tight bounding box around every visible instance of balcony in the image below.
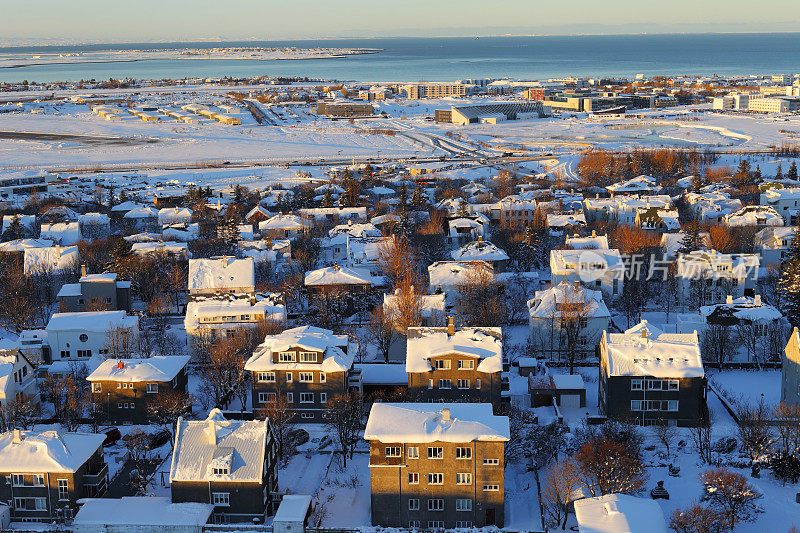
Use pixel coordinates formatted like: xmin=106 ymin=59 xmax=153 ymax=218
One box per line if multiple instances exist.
xmin=83 ymin=463 xmax=108 ymax=496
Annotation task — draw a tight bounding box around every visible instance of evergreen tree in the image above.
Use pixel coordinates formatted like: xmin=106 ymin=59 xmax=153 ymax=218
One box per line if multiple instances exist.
xmin=678 ymin=220 xmax=703 ymax=255
xmin=788 ymin=162 xmax=799 ymax=181
xmin=411 ymin=184 xmax=423 ymax=207
xmin=776 ymin=163 xmax=783 ymax=180
xmin=778 ymin=231 xmax=800 ymax=326
xmin=753 ymin=165 xmax=762 ymax=182
xmin=322 ymin=189 xmax=333 ymax=208
xmin=2 ymin=216 xmax=24 ymax=242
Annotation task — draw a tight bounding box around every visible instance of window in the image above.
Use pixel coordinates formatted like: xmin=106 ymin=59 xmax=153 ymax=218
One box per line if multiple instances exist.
xmin=457 ymin=379 xmax=470 ymax=389
xmin=433 ymin=359 xmax=451 ymax=370
xmin=14 ymin=498 xmax=47 ymax=511
xmin=60 ymin=350 xmax=70 ymax=359
xmin=427 ymin=447 xmax=443 ymax=459
xmin=456 ymin=499 xmax=472 ymax=512
xmin=299 ymin=352 xmax=317 ymax=362
xmin=408 ymin=472 xmax=419 ymax=484
xmin=11 ymin=474 xmax=23 ymax=486
xmin=77 ymin=350 xmax=91 ymax=358
xmin=631 ymin=379 xmax=643 ymax=391
xmin=438 ymin=379 xmax=451 ymax=389
xmin=259 ymin=392 xmax=276 ymax=404
xmin=320 ymin=393 xmax=327 ymax=404
xmin=428 ymin=521 xmax=445 ymax=529
xmin=631 ymin=400 xmax=643 ymax=411
xmin=476 ymin=378 xmax=481 ymax=389
xmin=211 ymin=467 xmax=229 ymax=475
xmin=299 ymin=372 xmax=313 ymax=382
xmin=287 ymin=393 xmax=293 ymax=403
xmin=646 ymin=379 xmax=663 ymax=391
xmin=483 ymin=484 xmax=500 ymax=491
xmin=457 ymin=360 xmax=474 ymax=370
xmin=456 ymin=521 xmax=473 ymax=528
xmin=483 ymin=458 xmax=500 ymax=465
xmin=427 ymin=473 xmax=443 ymax=485
xmin=79 ymin=334 xmax=88 ymax=342
xmin=33 ymin=474 xmax=44 ymax=487
xmin=278 ymin=352 xmax=296 ymax=362
xmin=668 ymin=380 xmax=679 ymax=391
xmin=428 ymin=499 xmax=444 ymax=511
xmin=408 ymin=498 xmax=420 ymax=511
xmin=301 ymin=412 xmax=314 ymax=419
xmin=212 ymin=492 xmax=230 ymax=506
xmin=428 ymin=379 xmax=434 ymax=389
xmin=407 ymin=446 xmax=419 ymax=459
xmin=57 ymin=479 xmax=69 ymax=500
xmin=299 ymin=392 xmax=314 ymax=403
xmin=456 ymin=473 xmax=472 ymax=485
xmin=385 ymin=447 xmax=401 ymax=458
xmin=409 ymin=521 xmax=421 ymax=528
xmin=146 ymin=383 xmax=158 ymax=394
xmin=455 ymin=447 xmax=472 ymax=459
xmin=91 ymin=383 xmax=101 ymax=393
xmin=286 ymin=372 xmax=293 ymax=382
xmin=666 ymin=400 xmax=679 ymax=412
xmin=257 ymin=372 xmax=275 ymax=382
xmin=319 ymin=372 xmax=326 ymax=383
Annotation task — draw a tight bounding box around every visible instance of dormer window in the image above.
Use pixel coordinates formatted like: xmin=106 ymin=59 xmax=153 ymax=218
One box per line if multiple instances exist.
xmin=211 ymin=467 xmax=229 ymax=475
xmin=299 ymin=352 xmax=317 ymax=363
xmin=278 ymin=352 xmax=296 ymax=362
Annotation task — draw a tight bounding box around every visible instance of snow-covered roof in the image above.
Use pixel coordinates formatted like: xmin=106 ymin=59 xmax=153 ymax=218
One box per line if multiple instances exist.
xmin=528 ymin=281 xmax=610 ymax=318
xmin=259 ymin=214 xmax=305 ymax=231
xmin=87 ymin=355 xmax=190 ymax=383
xmin=110 ymin=200 xmax=143 ymax=213
xmin=131 ymin=241 xmax=189 ymax=256
xmin=552 ymin=373 xmax=585 ymax=390
xmin=724 ymin=205 xmax=784 ymax=227
xmin=574 ymin=494 xmax=666 ymax=533
xmin=547 ymin=213 xmax=586 ymax=228
xmin=74 ymin=497 xmax=214 ymax=527
xmin=0 ymin=430 xmax=104 ymax=473
xmin=0 ymin=238 xmax=53 ymax=252
xmin=406 ymin=326 xmax=502 ymax=374
xmin=81 ymin=272 xmax=117 ymax=283
xmin=78 ymin=212 xmax=110 ymax=225
xmin=450 ymin=240 xmax=509 ymax=262
xmin=188 ymin=257 xmax=254 ymax=291
xmin=550 ymin=248 xmax=624 ymax=276
xmin=606 ymin=175 xmax=657 ymax=194
xmin=328 ymin=222 xmax=381 ymax=239
xmin=56 ymin=283 xmax=81 ymax=298
xmin=273 ymin=495 xmax=312 ymax=524
xmin=356 ymin=363 xmax=409 ymax=385
xmin=428 ymin=260 xmax=493 ymax=287
xmin=700 ymin=296 xmax=783 ymax=322
xmin=170 ymin=409 xmax=269 ymax=483
xmin=304 ymin=265 xmax=373 ymax=287
xmin=603 ymin=320 xmax=704 ymax=378
xmin=565 ymin=233 xmax=609 ymax=250
xmin=47 ymin=310 xmax=137 ymax=333
xmin=383 ymin=290 xmax=445 ymax=319
xmin=755 ymin=225 xmax=797 ymax=248
xmin=23 ymin=245 xmax=78 ymax=275
xmin=245 ymin=325 xmax=352 ymax=373
xmin=158 ymin=207 xmax=193 ymax=225
xmin=676 ymin=249 xmax=759 ymax=278
xmin=364 ymin=403 xmax=509 ymax=443
xmin=2 ymin=214 xmax=36 ymax=232
xmin=123 ymin=206 xmax=158 ymax=219
xmin=40 ymin=222 xmax=82 ymax=245
xmin=184 ymin=296 xmax=286 ymax=330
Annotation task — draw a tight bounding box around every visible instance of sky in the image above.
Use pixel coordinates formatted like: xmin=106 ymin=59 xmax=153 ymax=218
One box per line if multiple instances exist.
xmin=3 ymin=0 xmax=800 ymax=44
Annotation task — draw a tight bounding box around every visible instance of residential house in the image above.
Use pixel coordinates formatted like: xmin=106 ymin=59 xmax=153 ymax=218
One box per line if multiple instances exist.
xmin=428 ymin=261 xmax=495 ymax=308
xmin=2 ymin=215 xmax=36 ymax=238
xmin=170 ymin=409 xmax=278 ymax=523
xmin=606 ymin=175 xmax=657 ymax=195
xmin=45 ymin=311 xmax=139 ymax=364
xmin=546 ymin=212 xmax=586 ymax=236
xmin=0 ymin=348 xmax=38 ymax=412
xmin=676 ymin=249 xmax=760 ymax=304
xmin=188 ymin=257 xmax=255 ymax=300
xmin=583 ymin=195 xmax=671 ymax=225
xmin=635 ymin=206 xmax=680 ymax=232
xmin=565 ymin=231 xmax=609 ymax=250
xmin=550 ymin=248 xmax=625 ymax=300
xmin=447 ymin=216 xmax=487 ymax=246
xmin=245 ymin=326 xmax=355 ymax=422
xmin=760 ymin=186 xmax=800 ymax=225
xmin=123 ymin=206 xmax=159 ymax=233
xmin=259 ymin=215 xmax=306 ymax=241
xmin=450 ymin=240 xmax=509 ymax=272
xmin=131 ymin=241 xmax=190 ymax=259
xmin=573 ymin=494 xmax=666 ymax=533
xmin=684 ymin=191 xmax=742 ymax=223
xmin=755 ymin=226 xmax=797 ymax=268
xmin=782 ymin=328 xmax=800 ymax=406
xmin=364 ymin=403 xmax=508 ymax=529
xmin=57 ymin=268 xmax=131 ymax=312
xmin=494 ymin=196 xmax=538 ymax=229
xmin=39 ymin=222 xmax=82 ymax=245
xmin=724 ymin=205 xmax=784 ymax=228
xmin=599 ymin=321 xmax=707 ymax=427
xmin=0 ymin=429 xmax=108 ymax=520
xmin=78 ymin=213 xmax=111 ymax=240
xmin=406 ymin=319 xmax=503 ymax=406
xmin=72 ymin=496 xmax=213 ymax=533
xmin=304 ymin=264 xmax=375 ymax=314
xmin=87 ymin=356 xmax=190 ymax=423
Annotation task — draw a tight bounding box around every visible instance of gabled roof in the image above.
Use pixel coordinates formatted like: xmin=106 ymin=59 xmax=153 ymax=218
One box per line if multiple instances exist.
xmin=428 ymin=260 xmax=493 ymax=287
xmin=188 ymin=257 xmax=254 ymax=291
xmin=170 ymin=409 xmax=269 ymax=483
xmin=406 ymin=326 xmax=502 ymax=373
xmin=87 ymin=356 xmax=190 ymax=383
xmin=364 ymin=403 xmax=509 ymax=443
xmin=0 ymin=430 xmax=104 ymax=473
xmin=304 ymin=265 xmax=373 ymax=287
xmin=450 ymin=240 xmax=509 ymax=262
xmin=259 ymin=214 xmax=305 ymax=231
xmin=23 ymin=245 xmax=79 ymax=275
xmin=528 ymin=281 xmax=610 ymax=318
xmin=603 ymin=320 xmax=704 ymax=378
xmin=245 ymin=325 xmax=352 ymax=373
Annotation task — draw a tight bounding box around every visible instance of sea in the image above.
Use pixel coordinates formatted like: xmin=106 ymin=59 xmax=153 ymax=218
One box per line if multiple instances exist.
xmin=0 ymin=33 xmax=799 ymax=84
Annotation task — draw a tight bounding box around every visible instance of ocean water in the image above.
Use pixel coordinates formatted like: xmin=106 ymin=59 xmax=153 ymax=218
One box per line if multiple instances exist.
xmin=0 ymin=34 xmax=799 ymax=83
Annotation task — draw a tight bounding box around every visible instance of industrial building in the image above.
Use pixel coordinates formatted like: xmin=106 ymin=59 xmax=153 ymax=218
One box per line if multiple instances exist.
xmin=435 ymin=102 xmax=547 ymax=125
xmin=316 ymin=101 xmax=375 ymax=117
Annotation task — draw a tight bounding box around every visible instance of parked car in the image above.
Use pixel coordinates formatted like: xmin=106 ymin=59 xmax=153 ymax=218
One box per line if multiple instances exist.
xmin=148 ymin=429 xmax=172 ymax=449
xmin=102 ymin=427 xmax=122 ymax=447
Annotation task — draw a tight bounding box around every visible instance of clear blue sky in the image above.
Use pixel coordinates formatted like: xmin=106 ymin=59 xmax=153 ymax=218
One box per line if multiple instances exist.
xmin=4 ymin=0 xmax=800 ymax=44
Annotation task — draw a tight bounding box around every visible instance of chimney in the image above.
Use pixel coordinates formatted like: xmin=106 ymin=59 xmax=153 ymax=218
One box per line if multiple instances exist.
xmin=117 ymin=361 xmax=124 ymax=370
xmin=726 ymin=295 xmax=733 ymax=305
xmin=208 ymin=420 xmax=217 ymax=445
xmin=447 ymin=316 xmax=455 ymax=336
xmin=573 ymin=280 xmax=580 ymax=291
xmin=592 ymin=230 xmax=597 ymax=237
xmin=12 ymin=429 xmax=22 ymax=444
xmin=754 ymin=294 xmax=762 ymax=306
xmin=641 ymin=328 xmax=648 ymax=339
xmin=441 ymin=408 xmax=451 ymax=422
xmin=81 ymin=264 xmax=87 ymax=277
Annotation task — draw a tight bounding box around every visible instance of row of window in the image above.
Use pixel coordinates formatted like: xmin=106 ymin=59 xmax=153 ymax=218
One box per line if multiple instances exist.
xmin=427 ymin=379 xmax=480 ymax=390
xmin=9 ymin=479 xmax=69 ymax=503
xmin=258 ymin=392 xmax=327 ymax=404
xmin=631 ymin=379 xmax=679 ymax=391
xmin=406 ymin=473 xmax=474 ymax=485
xmin=277 ymin=351 xmax=319 ymax=363
xmin=256 ymin=371 xmax=326 ymax=383
xmin=432 ymin=360 xmax=475 ymax=370
xmin=61 ymin=349 xmax=93 ymax=359
xmin=408 ymin=494 xmax=496 ymax=512
xmin=92 ymin=383 xmax=159 ymax=393
xmin=408 ymin=522 xmax=473 ymax=529
xmin=386 ymin=446 xmax=478 ymax=460
xmin=630 ymin=400 xmax=679 ymax=412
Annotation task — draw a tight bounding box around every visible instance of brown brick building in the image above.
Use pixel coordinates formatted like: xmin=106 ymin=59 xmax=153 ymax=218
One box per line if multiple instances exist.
xmin=0 ymin=429 xmax=107 ymax=521
xmin=364 ymin=403 xmax=508 ymax=529
xmin=87 ymin=356 xmax=190 ymax=424
xmin=170 ymin=409 xmax=279 ymax=524
xmin=406 ymin=321 xmax=503 ymax=408
xmin=245 ymin=326 xmax=356 ymax=422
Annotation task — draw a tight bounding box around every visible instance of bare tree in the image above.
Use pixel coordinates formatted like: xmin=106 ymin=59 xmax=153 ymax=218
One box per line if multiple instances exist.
xmin=773 ymin=402 xmax=800 ymax=457
xmin=540 ymin=458 xmax=580 ymax=530
xmin=669 ymin=502 xmax=726 ymax=533
xmin=701 ymin=324 xmax=734 ymax=369
xmin=4 ymin=395 xmax=40 ymax=430
xmin=147 ymin=389 xmax=191 ymax=447
xmin=388 ymin=276 xmax=424 ymax=334
xmin=325 ymin=393 xmax=363 ymax=467
xmin=558 ymin=285 xmax=593 ymax=374
xmin=367 ymin=306 xmax=399 ymax=363
xmin=124 ymin=429 xmax=152 ymax=495
xmin=104 ymin=325 xmax=137 ymax=359
xmin=700 ymin=467 xmax=762 ymax=531
xmin=735 ymin=322 xmax=763 ymax=369
xmin=691 ymin=419 xmax=715 ymax=465
xmin=652 ymin=421 xmax=678 ymax=458
xmin=260 ymin=393 xmax=298 ymax=465
xmin=736 ymin=399 xmax=775 ymax=462
xmin=456 ymin=262 xmax=504 ymax=327
xmin=575 ymin=437 xmax=648 ymax=496
xmin=377 ymin=235 xmax=417 ymax=288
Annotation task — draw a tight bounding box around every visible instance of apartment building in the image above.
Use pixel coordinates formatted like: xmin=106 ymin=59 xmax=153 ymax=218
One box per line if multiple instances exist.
xmin=400 ymin=83 xmax=476 ymax=99
xmin=57 ymin=268 xmax=132 ymax=313
xmin=676 ymin=250 xmax=759 ymax=304
xmin=364 ymin=403 xmax=508 ymax=529
xmin=782 ymin=327 xmax=800 ymax=406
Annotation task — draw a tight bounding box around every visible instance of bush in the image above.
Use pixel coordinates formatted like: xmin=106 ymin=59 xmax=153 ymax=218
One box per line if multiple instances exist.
xmin=771 ymin=454 xmax=800 ymax=485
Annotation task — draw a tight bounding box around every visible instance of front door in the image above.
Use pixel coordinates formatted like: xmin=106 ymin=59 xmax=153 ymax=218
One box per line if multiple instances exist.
xmin=486 ymin=508 xmax=496 ymax=526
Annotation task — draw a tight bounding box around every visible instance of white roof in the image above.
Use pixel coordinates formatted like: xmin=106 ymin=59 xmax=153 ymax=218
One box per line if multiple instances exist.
xmin=552 ymin=373 xmax=585 ymax=390
xmin=725 ymin=205 xmax=784 ymax=227
xmin=0 ymin=238 xmax=53 ymax=252
xmin=364 ymin=403 xmax=509 ymax=443
xmin=23 ymin=245 xmax=78 ymax=275
xmin=40 ymin=222 xmax=81 ymax=245
xmin=189 ymin=257 xmax=254 ymax=291
xmin=74 ymin=497 xmax=213 ymax=527
xmin=110 ymin=200 xmax=143 ymax=212
xmin=406 ymin=326 xmax=502 ymax=373
xmin=87 ymin=356 xmax=190 ymax=383
xmin=428 ymin=260 xmax=493 ymax=287
xmin=329 ymin=222 xmax=381 ymax=239
xmin=47 ymin=311 xmax=137 ymax=333
xmin=81 ymin=272 xmax=117 ymax=283
xmin=184 ymin=297 xmax=286 ymax=330
xmin=547 ymin=213 xmax=586 ymax=227
xmin=170 ymin=409 xmax=269 ymax=483
xmin=273 ymin=495 xmax=312 ymax=524
xmin=79 ymin=212 xmax=110 ymax=224
xmin=123 ymin=206 xmax=158 ymax=219
xmin=451 ymin=240 xmax=509 ymax=262
xmin=245 ymin=325 xmax=352 ymax=373
xmin=356 ymin=363 xmax=409 ymax=385
xmin=700 ymin=296 xmax=783 ymax=322
xmin=606 ymin=175 xmax=657 ymax=193
xmin=574 ymin=494 xmax=666 ymax=533
xmin=56 ymin=283 xmax=81 ymax=298
xmin=565 ymin=234 xmax=610 ymax=250
xmin=603 ymin=320 xmax=704 ymax=378
xmin=528 ymin=282 xmax=610 ymax=318
xmin=259 ymin=214 xmax=305 ymax=231
xmin=384 ymin=290 xmax=445 ymax=319
xmin=304 ymin=265 xmax=372 ymax=286
xmin=158 ymin=207 xmax=193 ymax=225
xmin=550 ymin=248 xmax=624 ymax=275
xmin=131 ymin=241 xmax=189 ymax=255
xmin=0 ymin=430 xmax=104 ymax=473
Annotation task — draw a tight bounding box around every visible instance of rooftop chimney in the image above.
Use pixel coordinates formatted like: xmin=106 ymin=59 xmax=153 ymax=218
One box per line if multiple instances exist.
xmin=447 ymin=316 xmax=455 ymax=336
xmin=12 ymin=429 xmax=22 ymax=444
xmin=573 ymin=280 xmax=580 ymax=291
xmin=81 ymin=264 xmax=87 ymax=277
xmin=592 ymin=230 xmax=597 ymax=238
xmin=208 ymin=420 xmax=217 ymax=445
xmin=117 ymin=361 xmax=124 ymax=370
xmin=441 ymin=408 xmax=451 ymax=422
xmin=726 ymin=295 xmax=733 ymax=305
xmin=754 ymin=294 xmax=762 ymax=306
xmin=641 ymin=328 xmax=648 ymax=339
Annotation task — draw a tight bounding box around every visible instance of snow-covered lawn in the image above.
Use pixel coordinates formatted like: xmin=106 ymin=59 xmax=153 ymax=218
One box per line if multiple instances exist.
xmin=707 ymin=369 xmax=783 ymax=407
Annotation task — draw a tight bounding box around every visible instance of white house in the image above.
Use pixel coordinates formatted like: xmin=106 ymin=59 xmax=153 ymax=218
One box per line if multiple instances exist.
xmin=565 ymin=231 xmax=609 ymax=250
xmin=40 ymin=222 xmax=82 ymax=245
xmin=724 ymin=205 xmax=784 ymax=227
xmin=188 ymin=257 xmax=255 ymax=299
xmin=684 ymin=191 xmax=742 ymax=223
xmin=606 ymin=175 xmax=658 ymax=195
xmin=550 ymin=248 xmax=625 ymax=299
xmin=23 ymin=245 xmax=79 ymax=276
xmin=428 ymin=260 xmax=495 ymax=307
xmin=45 ymin=311 xmax=139 ymax=363
xmin=755 ymin=226 xmax=797 ymax=268
xmin=676 ymin=249 xmax=760 ymax=304
xmin=0 ymin=348 xmax=38 ymax=410
xmin=450 ymin=240 xmax=509 ymax=272
xmin=760 ymin=187 xmax=800 ymax=225
xmin=259 ymin=214 xmax=306 ymax=240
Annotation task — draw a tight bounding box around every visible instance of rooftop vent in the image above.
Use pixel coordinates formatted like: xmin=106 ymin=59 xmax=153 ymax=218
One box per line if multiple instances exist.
xmin=441 ymin=408 xmax=451 ymax=422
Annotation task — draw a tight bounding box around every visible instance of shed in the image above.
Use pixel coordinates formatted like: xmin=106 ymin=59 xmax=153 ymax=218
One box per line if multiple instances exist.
xmin=72 ymin=496 xmax=213 ymax=533
xmin=529 ymin=374 xmax=586 ymax=408
xmin=273 ymin=495 xmax=312 ymax=533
